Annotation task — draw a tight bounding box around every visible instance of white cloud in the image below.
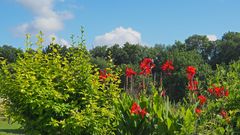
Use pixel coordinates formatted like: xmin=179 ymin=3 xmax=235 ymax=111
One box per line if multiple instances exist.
xmin=59 ymin=39 xmax=70 ymax=47
xmin=207 ymin=35 xmax=217 ymax=41
xmin=15 ymin=0 xmax=73 ymax=36
xmin=94 ymin=27 xmax=142 ymax=46
xmin=48 ymin=34 xmax=70 ymax=47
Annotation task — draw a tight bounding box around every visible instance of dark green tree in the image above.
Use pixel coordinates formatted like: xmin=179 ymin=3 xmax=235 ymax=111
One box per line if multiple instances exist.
xmin=0 ymin=45 xmax=23 ymax=63
xmin=210 ymin=32 xmax=240 ymax=67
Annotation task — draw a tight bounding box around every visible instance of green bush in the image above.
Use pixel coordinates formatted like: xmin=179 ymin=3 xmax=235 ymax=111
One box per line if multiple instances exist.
xmin=0 ymin=34 xmax=121 ymax=134
xmin=198 ymin=60 xmax=240 ymax=134
xmin=115 ymin=88 xmax=197 ymax=135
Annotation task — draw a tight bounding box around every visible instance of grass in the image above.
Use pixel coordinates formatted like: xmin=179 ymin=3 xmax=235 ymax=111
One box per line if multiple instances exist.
xmin=0 ymin=118 xmax=24 ymax=135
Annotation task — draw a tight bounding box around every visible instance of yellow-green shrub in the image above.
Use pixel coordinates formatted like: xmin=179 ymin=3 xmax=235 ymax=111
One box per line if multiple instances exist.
xmin=0 ymin=34 xmax=121 ymax=134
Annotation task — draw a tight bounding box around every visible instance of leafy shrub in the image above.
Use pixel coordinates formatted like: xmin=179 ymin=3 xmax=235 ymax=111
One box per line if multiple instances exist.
xmin=197 ymin=60 xmax=240 ymax=134
xmin=0 ymin=34 xmax=121 ymax=134
xmin=115 ymin=88 xmax=197 ymax=135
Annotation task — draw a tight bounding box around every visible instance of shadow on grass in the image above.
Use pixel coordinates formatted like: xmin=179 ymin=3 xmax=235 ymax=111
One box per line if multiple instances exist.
xmin=0 ymin=129 xmax=24 ymax=134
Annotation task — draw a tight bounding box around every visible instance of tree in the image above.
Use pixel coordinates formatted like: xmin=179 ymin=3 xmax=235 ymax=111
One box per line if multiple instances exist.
xmin=210 ymin=32 xmax=240 ymax=67
xmin=185 ymin=35 xmax=214 ymax=63
xmin=89 ymin=45 xmax=108 ymax=58
xmin=107 ymin=44 xmax=129 ymax=65
xmin=0 ymin=45 xmax=23 ymax=63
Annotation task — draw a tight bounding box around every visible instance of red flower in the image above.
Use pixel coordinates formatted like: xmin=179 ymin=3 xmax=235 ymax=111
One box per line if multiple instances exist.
xmin=220 ymin=110 xmax=227 ymax=118
xmin=186 ymin=66 xmax=196 ymax=75
xmin=195 ymin=108 xmax=201 ymax=115
xmin=99 ymin=70 xmax=107 ymax=80
xmin=161 ymin=60 xmax=174 ymax=72
xmin=188 ymin=80 xmax=198 ymax=91
xmin=208 ymin=88 xmax=214 ymax=94
xmin=214 ymin=86 xmax=223 ymax=97
xmin=130 ymin=102 xmax=148 ymax=119
xmin=140 ymin=108 xmax=147 ymax=118
xmin=186 ymin=66 xmax=196 ymax=80
xmin=130 ymin=102 xmax=141 ymax=115
xmin=208 ymin=85 xmax=229 ymax=98
xmin=139 ymin=67 xmax=152 ymax=75
xmin=224 ymin=90 xmax=229 ymax=97
xmin=126 ymin=67 xmax=137 ymax=78
xmin=198 ymin=95 xmax=207 ymax=105
xmin=140 ymin=58 xmax=153 ymax=70
xmin=139 ymin=58 xmax=154 ymax=75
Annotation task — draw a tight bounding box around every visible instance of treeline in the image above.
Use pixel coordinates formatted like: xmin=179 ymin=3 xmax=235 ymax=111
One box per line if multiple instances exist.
xmin=90 ymin=32 xmax=240 ymax=69
xmin=1 ymin=31 xmax=240 ymax=68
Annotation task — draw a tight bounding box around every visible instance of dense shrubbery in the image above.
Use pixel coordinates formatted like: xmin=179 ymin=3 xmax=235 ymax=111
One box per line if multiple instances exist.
xmin=0 ymin=31 xmax=239 ymax=134
xmin=0 ymin=34 xmax=121 ymax=134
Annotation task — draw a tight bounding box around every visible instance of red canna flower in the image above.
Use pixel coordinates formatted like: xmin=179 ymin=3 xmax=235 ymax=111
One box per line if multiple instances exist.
xmin=208 ymin=88 xmax=214 ymax=94
xmin=215 ymin=87 xmax=223 ymax=97
xmin=224 ymin=90 xmax=229 ymax=97
xmin=161 ymin=60 xmax=174 ymax=72
xmin=139 ymin=58 xmax=154 ymax=75
xmin=140 ymin=58 xmax=153 ymax=70
xmin=188 ymin=80 xmax=198 ymax=91
xmin=208 ymin=85 xmax=229 ymax=98
xmin=198 ymin=95 xmax=207 ymax=105
xmin=126 ymin=67 xmax=137 ymax=78
xmin=99 ymin=69 xmax=107 ymax=80
xmin=140 ymin=108 xmax=147 ymax=118
xmin=130 ymin=102 xmax=141 ymax=115
xmin=139 ymin=67 xmax=152 ymax=75
xmin=186 ymin=66 xmax=196 ymax=75
xmin=186 ymin=66 xmax=196 ymax=80
xmin=195 ymin=108 xmax=201 ymax=115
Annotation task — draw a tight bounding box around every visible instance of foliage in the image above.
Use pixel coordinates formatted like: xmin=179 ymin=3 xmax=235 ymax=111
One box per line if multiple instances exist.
xmin=115 ymin=89 xmax=197 ymax=135
xmin=0 ymin=33 xmax=121 ymax=134
xmin=0 ymin=30 xmax=240 ymax=134
xmin=198 ymin=60 xmax=240 ymax=134
xmin=0 ymin=45 xmax=23 ymax=64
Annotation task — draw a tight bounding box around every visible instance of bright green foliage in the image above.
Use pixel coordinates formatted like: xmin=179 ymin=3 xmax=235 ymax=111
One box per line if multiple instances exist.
xmin=199 ymin=60 xmax=240 ymax=134
xmin=115 ymin=88 xmax=197 ymax=135
xmin=0 ymin=34 xmax=121 ymax=134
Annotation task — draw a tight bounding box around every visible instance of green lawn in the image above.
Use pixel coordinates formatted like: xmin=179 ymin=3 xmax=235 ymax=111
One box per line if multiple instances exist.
xmin=0 ymin=119 xmax=23 ymax=135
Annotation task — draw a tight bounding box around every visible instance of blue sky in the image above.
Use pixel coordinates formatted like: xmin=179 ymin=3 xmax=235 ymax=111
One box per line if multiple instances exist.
xmin=1 ymin=0 xmax=240 ymax=49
